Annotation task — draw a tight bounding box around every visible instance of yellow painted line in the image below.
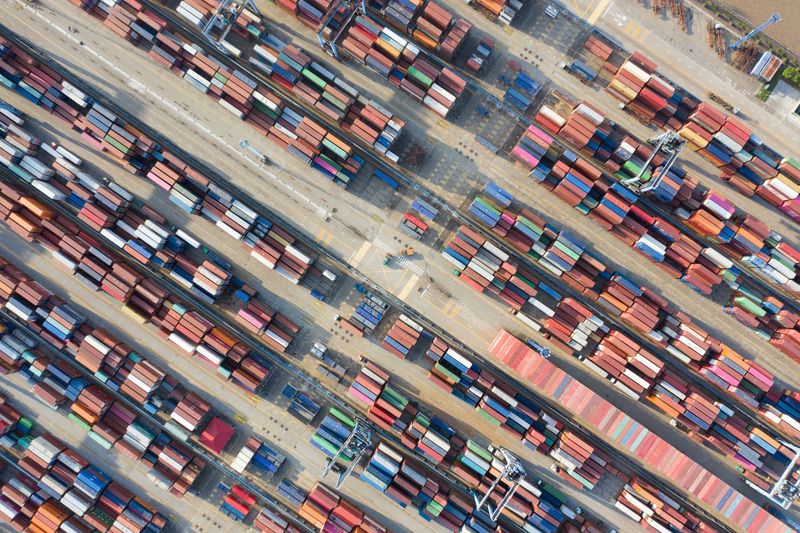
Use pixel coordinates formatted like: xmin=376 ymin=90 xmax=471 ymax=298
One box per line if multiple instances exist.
xmin=234 ymin=412 xmax=248 ymax=423
xmin=247 ymin=394 xmax=260 ymax=405
xmin=448 ymin=303 xmax=461 ymax=319
xmin=586 ymin=0 xmax=612 ymax=25
xmin=315 ymin=229 xmax=334 ymax=247
xmin=397 ymin=274 xmax=420 ymax=300
xmin=350 ymin=241 xmax=372 ymax=268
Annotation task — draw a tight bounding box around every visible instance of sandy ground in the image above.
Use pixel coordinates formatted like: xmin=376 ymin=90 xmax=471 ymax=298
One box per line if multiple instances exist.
xmin=720 ymin=0 xmax=800 ymax=54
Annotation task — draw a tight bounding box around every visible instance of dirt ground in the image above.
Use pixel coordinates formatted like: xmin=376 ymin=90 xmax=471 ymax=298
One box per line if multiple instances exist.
xmin=719 ymin=0 xmax=800 ymax=55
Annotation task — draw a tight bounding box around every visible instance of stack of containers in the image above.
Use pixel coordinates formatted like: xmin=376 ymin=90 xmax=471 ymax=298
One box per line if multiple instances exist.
xmin=221 ymin=485 xmax=256 ymax=522
xmin=549 ymin=431 xmax=610 ymax=491
xmin=502 ymin=114 xmax=800 ymax=357
xmin=605 ymin=50 xmax=800 ymax=223
xmin=158 ymin=302 xmax=273 ymax=393
xmin=348 ymin=362 xmax=455 ymax=466
xmin=442 ymin=225 xmax=529 ymax=309
xmin=503 ymin=71 xmax=541 ymax=112
xmin=468 ymin=0 xmax=525 ymax=25
xmin=606 ymin=52 xmax=698 ymax=131
xmin=253 ymin=506 xmax=299 ymax=533
xmin=9 ymin=433 xmax=169 ymax=530
xmin=347 ymin=291 xmax=389 ymax=335
xmin=0 ymin=260 xmax=221 ymax=494
xmin=488 ymin=330 xmax=794 ymax=533
xmin=461 ymin=193 xmax=800 ymax=479
xmin=615 ymin=478 xmax=711 ymax=532
xmin=273 ymin=0 xmax=338 ymax=28
xmin=573 ymin=35 xmax=613 ymax=83
xmin=382 ymin=314 xmax=424 ymax=358
xmin=235 ymin=299 xmax=299 ymax=353
xmin=310 ymin=407 xmax=357 ymax=460
xmin=341 ymin=371 xmax=581 ymax=532
xmin=360 ymin=442 xmax=475 ymax=529
xmin=168 ymin=392 xmax=212 ymax=438
xmin=252 ymin=34 xmax=404 ymax=160
xmin=341 ymin=17 xmax=466 ymax=117
xmin=299 ymin=483 xmax=387 ymax=532
xmin=229 ymin=436 xmax=286 ymax=475
xmin=375 ymin=0 xmax=472 ymax=61
xmin=0 ymin=38 xmax=323 ymax=293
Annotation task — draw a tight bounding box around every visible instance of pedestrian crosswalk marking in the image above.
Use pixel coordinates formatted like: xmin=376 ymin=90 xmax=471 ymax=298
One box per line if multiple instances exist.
xmin=372 ymin=238 xmax=425 ymax=276
xmin=397 ymin=274 xmax=420 ymax=300
xmin=349 ymin=241 xmax=372 ymax=268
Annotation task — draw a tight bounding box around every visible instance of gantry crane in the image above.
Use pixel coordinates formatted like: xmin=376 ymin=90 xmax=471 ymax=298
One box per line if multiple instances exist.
xmin=621 ymin=131 xmax=685 ymax=194
xmin=320 ymin=418 xmax=374 ymax=489
xmin=730 ymin=12 xmax=781 ymax=50
xmin=746 ymin=441 xmax=800 ymax=509
xmin=202 ymin=0 xmax=260 ymax=56
xmin=472 ymin=448 xmax=526 ymax=522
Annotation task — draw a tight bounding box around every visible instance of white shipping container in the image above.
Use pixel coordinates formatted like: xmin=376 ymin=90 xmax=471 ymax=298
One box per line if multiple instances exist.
xmin=168 ymin=332 xmax=197 ymax=354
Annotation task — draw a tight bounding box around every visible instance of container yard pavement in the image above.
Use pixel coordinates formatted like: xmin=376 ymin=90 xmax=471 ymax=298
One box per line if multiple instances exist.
xmin=2 ymin=0 xmax=796 ymax=528
xmin=0 ymin=373 xmax=209 ymax=533
xmin=0 ymin=88 xmax=649 ymax=533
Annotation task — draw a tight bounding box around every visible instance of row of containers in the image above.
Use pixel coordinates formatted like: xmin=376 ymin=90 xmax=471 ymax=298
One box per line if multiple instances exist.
xmin=508 ymin=112 xmax=800 ymax=363
xmin=310 ymin=402 xmax=597 ymax=533
xmin=532 ymin=91 xmax=800 ymax=306
xmin=0 ymin=143 xmax=282 ymax=396
xmin=442 ymin=204 xmax=800 ymax=495
xmin=602 ymin=49 xmax=800 ymax=223
xmin=0 ymin=394 xmax=170 ymax=532
xmin=0 ymin=254 xmax=256 ymax=460
xmin=55 ymin=1 xmax=368 ymax=187
xmin=0 ymin=262 xmax=320 ymax=532
xmin=1 ymin=116 xmax=304 ymax=353
xmin=175 ymin=0 xmax=405 ymax=163
xmin=487 ymin=330 xmax=794 ymax=533
xmin=339 ymin=16 xmax=467 ymax=118
xmin=0 ymin=223 xmax=293 ymax=468
xmin=0 ymin=37 xmax=338 ymax=292
xmin=465 ymin=182 xmax=800 ymax=437
xmin=344 ymin=360 xmax=607 ymax=532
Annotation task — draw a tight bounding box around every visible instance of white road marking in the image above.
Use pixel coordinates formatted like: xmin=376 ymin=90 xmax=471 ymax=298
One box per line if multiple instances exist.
xmin=372 ymin=238 xmax=425 ymax=276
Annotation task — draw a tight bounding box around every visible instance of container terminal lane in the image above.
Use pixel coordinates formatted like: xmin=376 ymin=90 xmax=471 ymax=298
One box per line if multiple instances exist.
xmin=1 ymin=0 xmax=800 ymax=532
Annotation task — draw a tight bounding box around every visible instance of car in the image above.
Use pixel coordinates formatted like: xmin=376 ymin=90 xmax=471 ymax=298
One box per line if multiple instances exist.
xmin=466 ymin=36 xmax=495 ymax=73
